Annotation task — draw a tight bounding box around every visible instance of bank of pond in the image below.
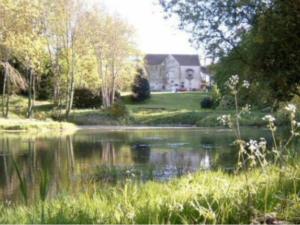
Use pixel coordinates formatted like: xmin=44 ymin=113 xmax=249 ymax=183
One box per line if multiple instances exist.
xmin=0 ymin=128 xmax=299 ymax=224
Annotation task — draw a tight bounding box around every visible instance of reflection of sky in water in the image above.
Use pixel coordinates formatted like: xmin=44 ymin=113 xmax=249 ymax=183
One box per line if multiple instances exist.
xmin=0 ymin=128 xmax=284 ymax=202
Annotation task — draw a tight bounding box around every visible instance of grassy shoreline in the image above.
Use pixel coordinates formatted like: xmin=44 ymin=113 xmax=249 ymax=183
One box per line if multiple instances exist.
xmin=1 ymin=165 xmax=299 ymax=224
xmin=1 ymin=93 xmax=295 ymax=129
xmin=0 ymin=118 xmax=77 ymax=133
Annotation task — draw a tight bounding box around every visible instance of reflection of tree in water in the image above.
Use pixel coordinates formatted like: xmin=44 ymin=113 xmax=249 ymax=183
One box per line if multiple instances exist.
xmin=101 ymin=142 xmax=117 ymax=166
xmin=0 ymin=136 xmax=78 ymax=202
xmin=130 ymin=143 xmax=151 ymax=164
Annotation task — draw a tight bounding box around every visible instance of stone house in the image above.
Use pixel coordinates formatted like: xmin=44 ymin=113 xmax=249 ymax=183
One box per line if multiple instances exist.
xmin=144 ymin=54 xmax=211 ymax=92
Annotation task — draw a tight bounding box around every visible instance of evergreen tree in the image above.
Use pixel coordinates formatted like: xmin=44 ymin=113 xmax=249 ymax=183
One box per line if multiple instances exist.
xmin=131 ymin=68 xmax=150 ymax=102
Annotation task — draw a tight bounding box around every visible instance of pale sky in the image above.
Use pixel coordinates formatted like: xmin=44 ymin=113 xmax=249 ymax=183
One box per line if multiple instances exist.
xmin=99 ymin=0 xmax=200 ymax=56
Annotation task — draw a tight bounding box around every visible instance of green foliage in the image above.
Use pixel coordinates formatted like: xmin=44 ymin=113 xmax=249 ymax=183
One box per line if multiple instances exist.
xmin=131 ymin=69 xmax=151 ymax=102
xmin=160 ymin=0 xmax=269 ymax=58
xmin=37 ymin=71 xmax=53 ymax=100
xmin=200 ymin=97 xmax=214 ymax=109
xmin=248 ymin=0 xmax=300 ymax=102
xmin=73 ymin=88 xmax=102 ymax=109
xmin=107 ymin=100 xmax=128 ymax=118
xmin=218 ymin=95 xmax=235 ymax=110
xmin=211 ymin=85 xmax=221 ymax=108
xmin=161 ymin=0 xmax=300 ymax=106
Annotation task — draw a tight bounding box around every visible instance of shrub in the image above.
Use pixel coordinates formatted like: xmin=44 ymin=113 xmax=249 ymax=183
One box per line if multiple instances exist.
xmin=218 ymin=95 xmax=235 ymax=110
xmin=108 ymin=100 xmax=128 ymax=118
xmin=201 ymin=97 xmax=214 ymax=109
xmin=37 ymin=73 xmax=53 ymax=100
xmin=211 ymin=84 xmax=221 ymax=108
xmin=131 ymin=68 xmax=151 ymax=102
xmin=73 ymin=88 xmax=102 ymax=109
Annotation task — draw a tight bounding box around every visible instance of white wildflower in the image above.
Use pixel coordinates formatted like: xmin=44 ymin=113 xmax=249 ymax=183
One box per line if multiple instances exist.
xmin=258 ymin=138 xmax=267 ymax=150
xmin=217 ymin=115 xmax=231 ymax=126
xmin=247 ymin=139 xmax=259 ymax=152
xmin=242 ymin=80 xmax=250 ymax=89
xmin=285 ymin=104 xmax=296 ymax=113
xmin=226 ymin=75 xmax=240 ymax=92
xmin=262 ymin=115 xmax=276 ymax=122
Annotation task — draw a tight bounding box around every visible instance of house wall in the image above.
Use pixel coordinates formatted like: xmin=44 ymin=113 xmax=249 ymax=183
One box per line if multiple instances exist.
xmin=179 ymin=66 xmax=202 ymax=90
xmin=146 ymin=65 xmax=163 ymax=91
xmin=146 ymin=55 xmax=209 ymax=92
xmin=162 ymin=55 xmax=181 ymax=91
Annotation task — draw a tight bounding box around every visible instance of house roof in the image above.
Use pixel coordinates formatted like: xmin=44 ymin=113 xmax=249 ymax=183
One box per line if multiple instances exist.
xmin=145 ymin=54 xmax=168 ymax=65
xmin=145 ymin=54 xmax=200 ymax=66
xmin=172 ymin=54 xmax=200 ymax=66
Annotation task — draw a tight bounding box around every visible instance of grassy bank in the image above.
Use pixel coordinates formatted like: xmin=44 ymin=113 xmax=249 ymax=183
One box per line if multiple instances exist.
xmin=1 ymin=165 xmax=299 ymax=224
xmin=0 ymin=118 xmax=77 ymax=132
xmin=2 ymin=93 xmax=294 ymax=127
xmin=69 ymin=92 xmax=289 ymax=127
xmin=0 ymin=96 xmax=76 ymax=132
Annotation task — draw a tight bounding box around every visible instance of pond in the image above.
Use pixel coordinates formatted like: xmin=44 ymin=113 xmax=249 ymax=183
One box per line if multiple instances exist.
xmin=0 ymin=127 xmax=295 ymax=203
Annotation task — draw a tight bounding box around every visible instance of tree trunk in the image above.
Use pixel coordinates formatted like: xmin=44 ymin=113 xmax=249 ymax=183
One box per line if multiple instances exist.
xmin=27 ymin=68 xmax=35 ymax=118
xmin=3 ymin=63 xmax=10 ymax=118
xmin=2 ymin=63 xmax=8 ymax=117
xmin=65 ymin=50 xmax=76 ymax=119
xmin=65 ymin=71 xmax=75 ymax=118
xmin=5 ymin=80 xmax=9 ymax=118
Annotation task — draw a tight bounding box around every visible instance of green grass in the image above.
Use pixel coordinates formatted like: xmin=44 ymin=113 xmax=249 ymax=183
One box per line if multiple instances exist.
xmin=126 ymin=92 xmax=209 ymax=111
xmin=67 ymin=109 xmax=128 ymax=126
xmin=0 ymin=118 xmax=77 ymax=132
xmin=0 ymin=95 xmax=76 ymax=132
xmin=3 ymin=95 xmax=54 ymax=119
xmin=1 ymin=165 xmax=299 ymax=224
xmin=2 ymin=93 xmax=294 ymax=127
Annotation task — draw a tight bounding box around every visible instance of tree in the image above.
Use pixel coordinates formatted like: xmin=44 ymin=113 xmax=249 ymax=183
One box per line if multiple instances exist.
xmin=213 ymin=0 xmax=300 ymax=106
xmin=84 ymin=8 xmax=138 ymax=108
xmin=160 ymin=0 xmax=271 ymax=60
xmin=10 ymin=0 xmax=48 ymax=118
xmin=0 ymin=0 xmax=139 ymax=118
xmin=161 ymin=0 xmax=300 ymax=105
xmin=131 ymin=68 xmax=150 ymax=102
xmin=40 ymin=0 xmax=88 ymax=118
xmin=249 ymin=0 xmax=300 ymax=102
xmin=0 ymin=0 xmax=33 ymax=117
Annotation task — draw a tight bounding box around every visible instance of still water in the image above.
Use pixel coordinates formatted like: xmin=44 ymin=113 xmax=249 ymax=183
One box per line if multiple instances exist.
xmin=0 ymin=127 xmax=288 ymax=202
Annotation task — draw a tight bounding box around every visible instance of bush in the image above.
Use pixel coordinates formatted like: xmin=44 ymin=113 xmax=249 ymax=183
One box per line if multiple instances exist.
xmin=211 ymin=84 xmax=221 ymax=108
xmin=73 ymin=88 xmax=102 ymax=109
xmin=37 ymin=73 xmax=53 ymax=100
xmin=218 ymin=95 xmax=235 ymax=110
xmin=131 ymin=68 xmax=151 ymax=102
xmin=107 ymin=100 xmax=128 ymax=118
xmin=200 ymin=97 xmax=214 ymax=109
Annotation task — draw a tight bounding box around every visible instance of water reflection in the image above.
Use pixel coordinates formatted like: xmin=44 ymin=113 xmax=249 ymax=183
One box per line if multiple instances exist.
xmin=0 ymin=128 xmax=283 ymax=202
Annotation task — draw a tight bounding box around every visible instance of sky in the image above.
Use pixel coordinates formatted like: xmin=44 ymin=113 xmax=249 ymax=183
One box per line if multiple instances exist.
xmin=99 ymin=0 xmax=201 ymax=56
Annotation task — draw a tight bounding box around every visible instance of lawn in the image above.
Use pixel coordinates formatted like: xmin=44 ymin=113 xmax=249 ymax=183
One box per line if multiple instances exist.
xmin=126 ymin=91 xmax=209 ymax=111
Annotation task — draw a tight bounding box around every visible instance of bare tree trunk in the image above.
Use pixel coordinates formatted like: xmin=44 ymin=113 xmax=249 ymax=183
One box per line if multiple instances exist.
xmin=110 ymin=61 xmax=116 ymax=105
xmin=27 ymin=68 xmax=35 ymax=118
xmin=3 ymin=63 xmax=10 ymax=118
xmin=2 ymin=63 xmax=8 ymax=117
xmin=5 ymin=80 xmax=9 ymax=118
xmin=65 ymin=50 xmax=76 ymax=119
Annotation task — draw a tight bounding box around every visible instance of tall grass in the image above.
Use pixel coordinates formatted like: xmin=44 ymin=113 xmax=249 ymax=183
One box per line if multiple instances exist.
xmin=0 ymin=165 xmax=299 ymax=224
